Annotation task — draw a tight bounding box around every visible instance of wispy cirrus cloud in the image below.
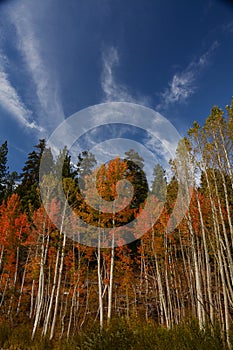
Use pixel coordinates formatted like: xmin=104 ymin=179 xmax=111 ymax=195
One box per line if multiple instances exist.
xmin=8 ymin=1 xmax=64 ymax=133
xmin=101 ymin=47 xmax=134 ymax=102
xmin=0 ymin=54 xmax=43 ymax=131
xmin=157 ymin=41 xmax=219 ymax=110
xmin=101 ymin=46 xmax=150 ymax=106
xmin=99 ymin=48 xmax=174 ymax=176
xmin=223 ymin=20 xmax=233 ymax=33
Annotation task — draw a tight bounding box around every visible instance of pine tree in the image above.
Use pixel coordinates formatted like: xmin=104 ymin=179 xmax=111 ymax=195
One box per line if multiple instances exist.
xmin=124 ymin=149 xmax=148 ymax=210
xmin=76 ymin=150 xmax=97 ymax=178
xmin=17 ymin=139 xmax=53 ymax=212
xmin=73 ymin=150 xmax=97 ymax=211
xmin=0 ymin=141 xmax=9 ymax=203
xmin=151 ymin=164 xmax=167 ymax=201
xmin=54 ymin=146 xmax=75 ymax=180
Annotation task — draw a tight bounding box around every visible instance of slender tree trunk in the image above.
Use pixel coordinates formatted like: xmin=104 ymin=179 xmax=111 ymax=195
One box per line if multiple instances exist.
xmin=50 ymin=230 xmax=67 ymax=340
xmin=195 ymin=189 xmax=214 ymax=325
xmin=97 ymin=225 xmax=103 ymax=328
xmin=42 ymin=247 xmax=60 ymax=336
xmin=16 ymin=249 xmax=30 ymax=315
xmin=107 ymin=218 xmax=115 ymax=323
xmin=32 ymin=232 xmax=45 ymax=340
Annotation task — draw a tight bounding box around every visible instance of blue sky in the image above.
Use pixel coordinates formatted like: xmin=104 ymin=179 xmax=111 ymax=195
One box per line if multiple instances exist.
xmin=0 ymin=0 xmax=233 ymax=173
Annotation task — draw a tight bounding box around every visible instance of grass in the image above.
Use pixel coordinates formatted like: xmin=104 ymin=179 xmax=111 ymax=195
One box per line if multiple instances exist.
xmin=0 ymin=317 xmax=229 ymax=349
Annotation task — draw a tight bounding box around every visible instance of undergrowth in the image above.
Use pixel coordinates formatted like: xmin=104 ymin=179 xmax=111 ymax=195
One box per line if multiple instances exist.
xmin=0 ymin=317 xmax=229 ymax=349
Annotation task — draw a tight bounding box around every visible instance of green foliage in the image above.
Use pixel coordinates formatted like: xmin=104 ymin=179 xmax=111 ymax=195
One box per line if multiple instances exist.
xmin=165 ymin=176 xmax=178 ymax=213
xmin=74 ymin=319 xmax=225 ymax=350
xmin=124 ymin=149 xmax=148 ymax=210
xmin=76 ymin=150 xmax=97 ymax=178
xmin=0 ymin=140 xmax=9 ymax=202
xmin=17 ymin=139 xmax=54 ymax=212
xmin=76 ymin=319 xmax=134 ymax=350
xmin=17 ymin=139 xmax=47 ymax=212
xmin=151 ymin=164 xmax=167 ymax=201
xmin=0 ymin=315 xmax=228 ymax=349
xmin=54 ymin=146 xmax=75 ymax=180
xmin=76 ymin=319 xmax=225 ymax=350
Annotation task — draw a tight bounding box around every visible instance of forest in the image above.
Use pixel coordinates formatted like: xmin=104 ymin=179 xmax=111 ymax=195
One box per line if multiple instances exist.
xmin=0 ymin=101 xmax=232 ymax=349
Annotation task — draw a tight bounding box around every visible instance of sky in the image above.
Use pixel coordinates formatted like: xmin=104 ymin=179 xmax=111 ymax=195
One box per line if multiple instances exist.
xmin=0 ymin=0 xmax=233 ymax=174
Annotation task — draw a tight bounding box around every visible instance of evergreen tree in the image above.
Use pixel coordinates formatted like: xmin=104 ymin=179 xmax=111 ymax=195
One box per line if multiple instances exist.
xmin=76 ymin=150 xmax=97 ymax=179
xmin=6 ymin=171 xmax=19 ymax=197
xmin=165 ymin=176 xmax=179 ymax=213
xmin=17 ymin=139 xmax=53 ymax=212
xmin=124 ymin=149 xmax=148 ymax=210
xmin=151 ymin=164 xmax=167 ymax=201
xmin=54 ymin=146 xmax=75 ymax=179
xmin=74 ymin=151 xmax=97 ymax=205
xmin=0 ymin=141 xmax=9 ymax=203
xmin=21 ymin=139 xmax=46 ymax=184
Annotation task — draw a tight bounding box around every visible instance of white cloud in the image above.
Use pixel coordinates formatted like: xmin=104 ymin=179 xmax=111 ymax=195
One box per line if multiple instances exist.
xmin=101 ymin=47 xmax=134 ymax=102
xmin=101 ymin=46 xmax=150 ymax=105
xmin=0 ymin=56 xmax=43 ymax=131
xmin=157 ymin=41 xmax=219 ymax=110
xmin=8 ymin=1 xmax=65 ymax=133
xmin=223 ymin=21 xmax=233 ymax=34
